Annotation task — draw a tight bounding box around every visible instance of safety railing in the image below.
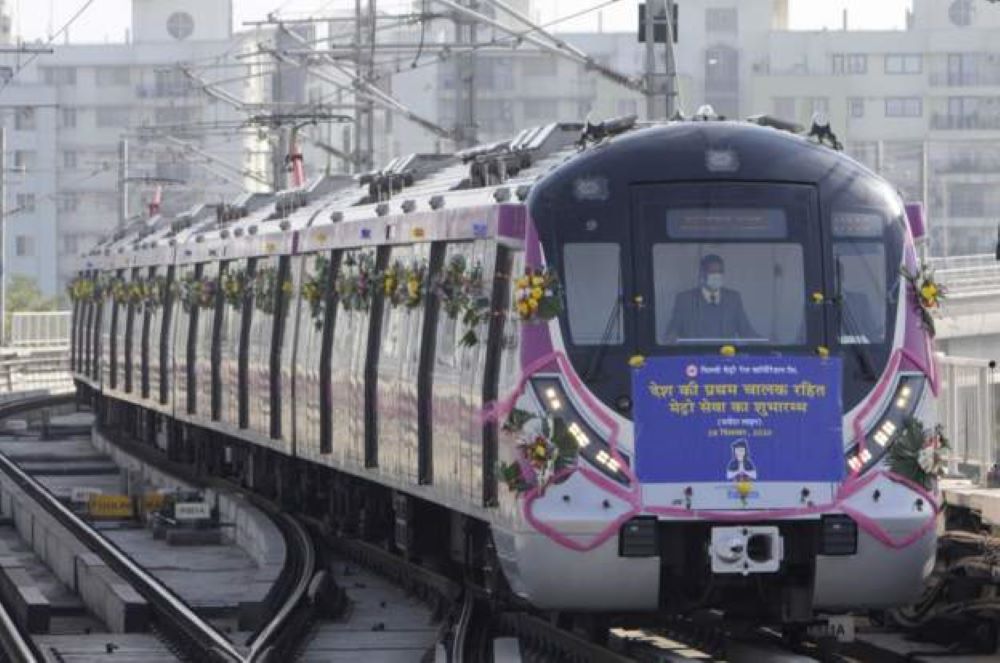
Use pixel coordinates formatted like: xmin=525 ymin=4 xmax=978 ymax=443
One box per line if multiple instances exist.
xmin=8 ymin=311 xmax=71 ymax=348
xmin=0 ymin=348 xmax=72 ymax=398
xmin=929 ymin=253 xmax=1000 ymax=297
xmin=935 ymin=353 xmax=997 ymax=486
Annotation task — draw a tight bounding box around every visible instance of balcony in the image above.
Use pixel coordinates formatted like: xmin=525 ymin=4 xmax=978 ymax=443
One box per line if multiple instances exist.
xmin=929 ymin=70 xmax=1000 ymax=87
xmin=931 ymin=113 xmax=1000 ymax=131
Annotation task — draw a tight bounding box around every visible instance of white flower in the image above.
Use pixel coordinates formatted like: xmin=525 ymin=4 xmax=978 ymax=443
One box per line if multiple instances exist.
xmin=918 ymin=445 xmax=935 ymax=473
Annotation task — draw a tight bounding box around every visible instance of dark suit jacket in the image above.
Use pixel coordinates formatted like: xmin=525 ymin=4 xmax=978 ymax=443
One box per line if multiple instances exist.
xmin=665 ymin=287 xmax=759 ymax=341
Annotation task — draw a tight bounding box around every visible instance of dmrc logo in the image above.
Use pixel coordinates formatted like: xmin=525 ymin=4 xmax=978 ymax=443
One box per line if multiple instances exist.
xmin=685 ymin=364 xmax=698 ymax=379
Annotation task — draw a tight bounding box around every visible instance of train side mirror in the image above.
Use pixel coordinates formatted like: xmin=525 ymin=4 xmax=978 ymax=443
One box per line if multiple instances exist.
xmin=904 ymin=202 xmax=926 ymax=240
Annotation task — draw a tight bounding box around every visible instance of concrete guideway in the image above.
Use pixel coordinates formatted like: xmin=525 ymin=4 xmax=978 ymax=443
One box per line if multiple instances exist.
xmin=0 ymin=397 xmax=318 ymax=662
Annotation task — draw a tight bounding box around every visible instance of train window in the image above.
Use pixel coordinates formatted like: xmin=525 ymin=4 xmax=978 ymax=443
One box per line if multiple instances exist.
xmin=563 ymin=243 xmax=623 ymax=345
xmin=653 ymin=244 xmax=806 ymax=346
xmin=833 ymin=241 xmax=886 ymax=345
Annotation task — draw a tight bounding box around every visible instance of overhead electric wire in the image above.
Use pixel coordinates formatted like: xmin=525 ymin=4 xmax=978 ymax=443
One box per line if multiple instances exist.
xmin=0 ymin=0 xmax=98 ymax=96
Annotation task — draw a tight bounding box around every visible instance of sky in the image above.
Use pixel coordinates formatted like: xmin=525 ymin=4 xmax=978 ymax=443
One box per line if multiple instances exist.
xmin=13 ymin=0 xmax=912 ymax=45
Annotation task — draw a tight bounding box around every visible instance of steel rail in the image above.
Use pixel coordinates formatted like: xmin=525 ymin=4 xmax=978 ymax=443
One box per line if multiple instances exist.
xmin=0 ymin=395 xmax=244 ymax=663
xmin=91 ymin=420 xmax=320 ymax=663
xmin=0 ymin=584 xmax=43 ymax=663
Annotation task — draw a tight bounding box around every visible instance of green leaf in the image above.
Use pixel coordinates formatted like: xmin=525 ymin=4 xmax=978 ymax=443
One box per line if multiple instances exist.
xmin=503 ymin=408 xmax=534 ymax=433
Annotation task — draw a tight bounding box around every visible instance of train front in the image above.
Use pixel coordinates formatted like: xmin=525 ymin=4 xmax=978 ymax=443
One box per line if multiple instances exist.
xmin=493 ymin=121 xmax=939 ymax=622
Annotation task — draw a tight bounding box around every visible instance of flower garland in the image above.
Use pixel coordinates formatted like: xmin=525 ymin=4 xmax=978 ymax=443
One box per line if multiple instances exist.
xmin=499 ymin=408 xmax=578 ymax=495
xmin=514 ymin=268 xmax=563 ymax=322
xmin=66 ymin=276 xmax=97 ymax=303
xmin=381 ymin=259 xmax=427 ymax=309
xmin=336 ymin=252 xmax=376 ymax=312
xmin=889 ymin=417 xmax=949 ymax=489
xmin=253 ymin=266 xmax=292 ymax=316
xmin=301 ymin=255 xmax=332 ymax=330
xmin=145 ymin=275 xmax=169 ymax=312
xmin=110 ymin=277 xmax=129 ymax=305
xmin=432 ymin=255 xmax=489 ymax=347
xmin=178 ymin=272 xmax=217 ymax=312
xmin=902 ymin=263 xmax=947 ymax=337
xmin=221 ymin=268 xmax=250 ymax=310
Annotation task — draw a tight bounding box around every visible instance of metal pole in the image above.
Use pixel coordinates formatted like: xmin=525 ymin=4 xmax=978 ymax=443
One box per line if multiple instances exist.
xmin=117 ymin=138 xmax=128 ymax=228
xmin=453 ymin=0 xmax=477 ymax=148
xmin=663 ymin=0 xmax=676 ymax=118
xmin=643 ymin=1 xmax=656 ymax=120
xmin=366 ymin=0 xmax=375 ymax=168
xmin=0 ymin=127 xmax=6 ymax=347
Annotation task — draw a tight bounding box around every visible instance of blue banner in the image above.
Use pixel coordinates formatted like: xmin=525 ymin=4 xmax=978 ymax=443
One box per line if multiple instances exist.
xmin=632 ymin=356 xmax=844 ymax=484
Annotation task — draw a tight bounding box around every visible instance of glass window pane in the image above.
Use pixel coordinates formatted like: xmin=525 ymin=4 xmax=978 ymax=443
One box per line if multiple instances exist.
xmin=563 ymin=243 xmax=623 ymax=345
xmin=654 ymin=243 xmax=805 ymax=346
xmin=833 ymin=242 xmax=886 ymax=344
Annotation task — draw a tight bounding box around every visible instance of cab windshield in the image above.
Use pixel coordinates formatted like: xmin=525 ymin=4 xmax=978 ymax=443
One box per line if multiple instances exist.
xmin=654 ymin=241 xmax=806 ymax=346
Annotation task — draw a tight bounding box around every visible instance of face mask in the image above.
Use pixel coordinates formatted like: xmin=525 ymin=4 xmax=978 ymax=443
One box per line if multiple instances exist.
xmin=705 ymin=273 xmax=724 ymax=291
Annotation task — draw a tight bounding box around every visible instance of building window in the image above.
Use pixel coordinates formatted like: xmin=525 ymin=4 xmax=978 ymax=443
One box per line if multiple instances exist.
xmin=832 ymin=53 xmax=867 ymax=75
xmin=773 ymin=97 xmax=795 ymax=118
xmin=885 ymin=54 xmax=922 ymax=74
xmin=806 ymin=97 xmax=829 ymax=116
xmin=41 ymin=66 xmax=76 ymax=86
xmin=947 ymin=53 xmax=979 ymax=86
xmin=15 ymin=235 xmax=34 ymax=257
xmin=61 ymin=234 xmax=80 ymax=253
xmin=96 ymin=107 xmax=130 ymax=128
xmin=885 ymin=97 xmax=922 ymax=117
xmin=705 ymin=8 xmax=738 ymax=33
xmin=63 ymin=151 xmax=77 ymax=169
xmin=522 ymin=56 xmax=557 ymax=77
xmin=948 ymin=183 xmax=985 ymax=216
xmin=523 ymin=99 xmax=558 ymax=121
xmin=949 ymin=0 xmax=975 ymax=27
xmin=14 ymin=108 xmax=35 ymax=131
xmin=15 ymin=193 xmax=35 ymax=212
xmin=153 ymin=69 xmax=193 ymax=97
xmin=167 ymin=11 xmax=195 ymax=40
xmin=617 ymin=99 xmax=638 ymax=116
xmin=57 ymin=192 xmax=79 ymax=213
xmin=95 ymin=66 xmax=130 ymax=86
xmin=848 ymin=98 xmax=865 ymax=118
xmin=13 ymin=150 xmax=35 ymax=171
xmin=154 ymin=107 xmax=195 ymax=125
xmin=60 ymin=107 xmax=77 ymax=129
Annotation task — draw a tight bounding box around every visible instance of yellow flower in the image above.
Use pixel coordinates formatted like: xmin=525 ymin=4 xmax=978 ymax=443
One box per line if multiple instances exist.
xmin=516 ymin=276 xmax=530 ymax=289
xmin=384 ymin=277 xmax=396 ymax=294
xmin=921 ymin=283 xmax=938 ymax=305
xmin=527 ymin=298 xmax=539 ymax=311
xmin=516 ymin=301 xmax=530 ymax=316
xmin=282 ymin=280 xmax=293 ymax=294
xmin=407 ymin=279 xmax=420 ymax=298
xmin=816 ymin=345 xmax=830 ymax=359
xmin=720 ymin=345 xmax=736 ymax=357
xmin=628 ymin=354 xmax=645 ymax=368
xmin=531 ymin=275 xmax=545 ymax=287
xmin=530 ymin=287 xmax=543 ymax=300
xmin=736 ymin=480 xmax=753 ymax=499
xmin=811 ymin=291 xmax=824 ymax=304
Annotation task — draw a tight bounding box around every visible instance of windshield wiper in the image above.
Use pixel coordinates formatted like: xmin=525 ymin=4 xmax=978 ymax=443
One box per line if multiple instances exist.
xmin=581 ymin=293 xmax=623 ymax=383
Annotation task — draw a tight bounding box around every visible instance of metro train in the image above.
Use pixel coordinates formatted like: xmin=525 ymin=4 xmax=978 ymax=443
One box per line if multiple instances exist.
xmin=70 ymin=114 xmax=941 ymax=624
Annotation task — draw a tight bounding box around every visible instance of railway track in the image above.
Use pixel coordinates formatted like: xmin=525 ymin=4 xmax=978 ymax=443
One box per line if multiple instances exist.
xmin=21 ymin=393 xmax=960 ymax=663
xmin=0 ymin=394 xmax=321 ymax=663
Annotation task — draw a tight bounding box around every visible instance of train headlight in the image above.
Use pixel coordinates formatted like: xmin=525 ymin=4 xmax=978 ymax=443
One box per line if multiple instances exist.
xmin=846 ymin=375 xmax=925 ymax=475
xmin=530 ymin=376 xmax=630 ymax=485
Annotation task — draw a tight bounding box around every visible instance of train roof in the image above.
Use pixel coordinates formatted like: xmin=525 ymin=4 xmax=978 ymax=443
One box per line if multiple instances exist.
xmin=75 ymin=116 xmax=862 ymax=271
